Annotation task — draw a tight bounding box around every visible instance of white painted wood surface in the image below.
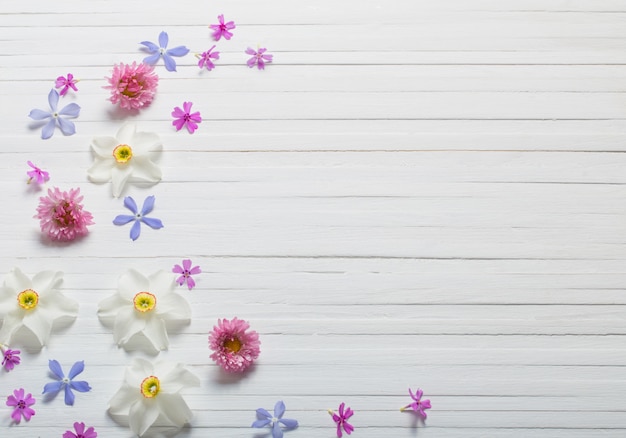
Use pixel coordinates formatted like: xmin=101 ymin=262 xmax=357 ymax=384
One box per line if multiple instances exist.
xmin=1 ymin=0 xmax=626 ymax=436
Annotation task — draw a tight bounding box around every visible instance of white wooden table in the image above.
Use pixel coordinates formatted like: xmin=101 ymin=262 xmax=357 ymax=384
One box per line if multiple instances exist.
xmin=1 ymin=0 xmax=625 ymax=436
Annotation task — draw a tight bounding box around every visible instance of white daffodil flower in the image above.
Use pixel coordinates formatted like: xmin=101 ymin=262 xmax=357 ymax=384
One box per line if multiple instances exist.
xmin=98 ymin=269 xmax=191 ymax=353
xmin=0 ymin=268 xmax=78 ymax=349
xmin=108 ymin=358 xmax=200 ymax=437
xmin=87 ymin=123 xmax=162 ymax=198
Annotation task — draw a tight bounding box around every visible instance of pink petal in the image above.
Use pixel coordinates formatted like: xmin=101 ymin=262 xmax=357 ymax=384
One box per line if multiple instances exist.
xmin=186 ymin=121 xmax=198 ymax=133
xmin=171 ymin=107 xmax=186 ymax=118
xmin=173 ymin=264 xmax=184 ymax=274
xmin=186 ymin=277 xmax=196 ymax=290
xmin=189 ymin=266 xmax=202 ymax=275
xmin=182 ymin=259 xmax=192 ymax=270
xmin=183 ymin=102 xmax=193 ymax=113
xmin=172 ymin=118 xmax=186 ymax=131
xmin=11 ymin=408 xmax=22 ymax=423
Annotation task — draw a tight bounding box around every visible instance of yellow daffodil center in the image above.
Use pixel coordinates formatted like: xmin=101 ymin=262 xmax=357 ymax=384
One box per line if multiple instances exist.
xmin=140 ymin=375 xmax=160 ymax=398
xmin=223 ymin=337 xmax=242 ymax=353
xmin=133 ymin=292 xmax=156 ymax=312
xmin=17 ymin=289 xmax=39 ymax=310
xmin=113 ymin=144 xmax=133 ymax=163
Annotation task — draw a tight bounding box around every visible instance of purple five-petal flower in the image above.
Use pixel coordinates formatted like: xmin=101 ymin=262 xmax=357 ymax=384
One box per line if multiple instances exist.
xmin=63 ymin=421 xmax=98 ymax=438
xmin=42 ymin=360 xmax=91 ymax=406
xmin=330 ymin=402 xmax=354 ymax=437
xmin=27 ymin=161 xmax=50 ymax=184
xmin=197 ymin=45 xmax=220 ymax=71
xmin=113 ymin=195 xmax=164 ymax=241
xmin=6 ymin=388 xmax=35 ymax=423
xmin=28 ymin=89 xmax=81 ymax=139
xmin=246 ymin=47 xmax=273 ymax=70
xmin=1 ymin=347 xmax=20 ymax=371
xmin=172 ymin=102 xmax=202 ymax=133
xmin=55 ymin=73 xmax=79 ymax=96
xmin=209 ymin=14 xmax=235 ymax=41
xmin=173 ymin=259 xmax=201 ymax=290
xmin=401 ymin=388 xmax=431 ymax=419
xmin=252 ymin=400 xmax=298 ymax=438
xmin=140 ymin=31 xmax=190 ymax=72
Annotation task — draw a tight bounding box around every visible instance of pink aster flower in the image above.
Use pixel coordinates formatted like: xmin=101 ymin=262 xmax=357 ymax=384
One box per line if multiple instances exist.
xmin=6 ymin=388 xmax=35 ymax=423
xmin=246 ymin=47 xmax=273 ymax=70
xmin=55 ymin=73 xmax=79 ymax=96
xmin=63 ymin=421 xmax=97 ymax=438
xmin=329 ymin=402 xmax=354 ymax=437
xmin=173 ymin=259 xmax=201 ymax=290
xmin=105 ymin=62 xmax=159 ymax=110
xmin=35 ymin=187 xmax=94 ymax=242
xmin=27 ymin=161 xmax=49 ymax=184
xmin=196 ymin=45 xmax=220 ymax=71
xmin=172 ymin=102 xmax=202 ymax=133
xmin=209 ymin=317 xmax=260 ymax=373
xmin=209 ymin=14 xmax=235 ymax=41
xmin=1 ymin=345 xmax=20 ymax=371
xmin=401 ymin=388 xmax=431 ymax=419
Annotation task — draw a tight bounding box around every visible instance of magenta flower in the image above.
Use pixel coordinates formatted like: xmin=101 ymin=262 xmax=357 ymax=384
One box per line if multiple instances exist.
xmin=27 ymin=161 xmax=49 ymax=184
xmin=209 ymin=14 xmax=235 ymax=41
xmin=246 ymin=47 xmax=273 ymax=70
xmin=55 ymin=73 xmax=79 ymax=96
xmin=173 ymin=259 xmax=201 ymax=290
xmin=209 ymin=317 xmax=260 ymax=373
xmin=401 ymin=388 xmax=431 ymax=419
xmin=172 ymin=102 xmax=202 ymax=133
xmin=6 ymin=388 xmax=35 ymax=423
xmin=63 ymin=422 xmax=97 ymax=438
xmin=329 ymin=403 xmax=354 ymax=437
xmin=35 ymin=187 xmax=94 ymax=242
xmin=105 ymin=62 xmax=159 ymax=110
xmin=196 ymin=45 xmax=220 ymax=71
xmin=1 ymin=346 xmax=20 ymax=371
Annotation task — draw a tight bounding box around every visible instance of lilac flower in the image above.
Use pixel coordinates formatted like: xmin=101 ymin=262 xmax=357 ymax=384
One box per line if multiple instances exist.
xmin=401 ymin=388 xmax=431 ymax=419
xmin=113 ymin=195 xmax=164 ymax=241
xmin=140 ymin=31 xmax=190 ymax=72
xmin=329 ymin=402 xmax=354 ymax=437
xmin=246 ymin=47 xmax=273 ymax=70
xmin=63 ymin=422 xmax=98 ymax=438
xmin=27 ymin=161 xmax=50 ymax=184
xmin=1 ymin=346 xmax=20 ymax=371
xmin=42 ymin=360 xmax=91 ymax=406
xmin=28 ymin=89 xmax=80 ymax=139
xmin=55 ymin=73 xmax=79 ymax=96
xmin=209 ymin=14 xmax=235 ymax=41
xmin=173 ymin=259 xmax=201 ymax=290
xmin=6 ymin=388 xmax=35 ymax=423
xmin=172 ymin=102 xmax=202 ymax=133
xmin=196 ymin=45 xmax=220 ymax=71
xmin=252 ymin=401 xmax=298 ymax=438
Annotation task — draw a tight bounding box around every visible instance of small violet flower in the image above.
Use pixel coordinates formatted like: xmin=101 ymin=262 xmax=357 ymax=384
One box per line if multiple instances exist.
xmin=401 ymin=388 xmax=431 ymax=419
xmin=42 ymin=360 xmax=91 ymax=406
xmin=172 ymin=102 xmax=202 ymax=133
xmin=196 ymin=45 xmax=220 ymax=71
xmin=113 ymin=195 xmax=164 ymax=241
xmin=329 ymin=402 xmax=354 ymax=437
xmin=27 ymin=161 xmax=49 ymax=184
xmin=6 ymin=388 xmax=35 ymax=423
xmin=209 ymin=14 xmax=235 ymax=41
xmin=173 ymin=259 xmax=201 ymax=290
xmin=246 ymin=47 xmax=273 ymax=70
xmin=1 ymin=345 xmax=20 ymax=371
xmin=141 ymin=31 xmax=190 ymax=72
xmin=63 ymin=421 xmax=98 ymax=438
xmin=28 ymin=89 xmax=80 ymax=139
xmin=252 ymin=400 xmax=298 ymax=438
xmin=55 ymin=73 xmax=79 ymax=96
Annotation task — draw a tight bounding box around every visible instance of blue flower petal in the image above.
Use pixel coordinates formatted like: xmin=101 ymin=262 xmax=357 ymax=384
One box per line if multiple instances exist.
xmin=167 ymin=46 xmax=190 ymax=57
xmin=69 ymin=380 xmax=91 ymax=393
xmin=252 ymin=419 xmax=272 ymax=428
xmin=42 ymin=381 xmax=64 ymax=394
xmin=143 ymin=53 xmax=161 ymax=65
xmin=279 ymin=418 xmax=298 ymax=429
xmin=124 ymin=196 xmax=138 ymax=214
xmin=28 ymin=109 xmax=51 ymax=120
xmin=141 ymin=217 xmax=163 ymax=230
xmin=272 ymin=421 xmax=283 ymax=438
xmin=47 ymin=89 xmax=59 ymax=111
xmin=274 ymin=401 xmax=286 ymax=419
xmin=48 ymin=359 xmax=65 ymax=379
xmin=162 ymin=53 xmax=177 ymax=72
xmin=130 ymin=220 xmax=142 ymax=241
xmin=68 ymin=360 xmax=84 ymax=379
xmin=158 ymin=31 xmax=169 ymax=48
xmin=140 ymin=195 xmax=155 ymax=215
xmin=57 ymin=117 xmax=76 ymax=136
xmin=113 ymin=215 xmax=136 ymax=226
xmin=140 ymin=41 xmax=160 ymax=53
xmin=41 ymin=119 xmax=56 ymax=139
xmin=58 ymin=103 xmax=81 ymax=117
xmin=256 ymin=408 xmax=272 ymax=419
xmin=64 ymin=385 xmax=75 ymax=406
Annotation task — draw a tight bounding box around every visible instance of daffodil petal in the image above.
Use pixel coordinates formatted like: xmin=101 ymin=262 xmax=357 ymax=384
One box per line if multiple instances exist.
xmin=111 ymin=165 xmax=133 ymax=198
xmin=22 ymin=310 xmax=53 ymax=346
xmin=116 ymin=123 xmax=137 ymax=145
xmin=157 ymin=393 xmax=193 ymax=427
xmin=114 ymin=306 xmax=146 ymax=345
xmin=160 ymin=364 xmax=201 ymax=393
xmin=108 ymin=385 xmax=136 ymax=416
xmin=128 ymin=156 xmax=162 ymax=182
xmin=118 ymin=269 xmax=149 ymax=300
xmin=142 ymin=316 xmax=169 ymax=351
xmin=91 ymin=136 xmax=118 ymax=157
xmin=4 ymin=268 xmax=32 ymax=295
xmin=87 ymin=158 xmax=114 ymax=183
xmin=31 ymin=270 xmax=63 ymax=296
xmin=129 ymin=399 xmax=159 ymax=437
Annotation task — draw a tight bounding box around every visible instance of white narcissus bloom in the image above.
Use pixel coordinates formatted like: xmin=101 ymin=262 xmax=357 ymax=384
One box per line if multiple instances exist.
xmin=108 ymin=358 xmax=200 ymax=437
xmin=0 ymin=268 xmax=78 ymax=349
xmin=87 ymin=123 xmax=162 ymax=198
xmin=97 ymin=269 xmax=191 ymax=353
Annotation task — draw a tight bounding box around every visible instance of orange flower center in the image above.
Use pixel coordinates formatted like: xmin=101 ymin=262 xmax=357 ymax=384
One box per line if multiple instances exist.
xmin=17 ymin=289 xmax=39 ymax=310
xmin=113 ymin=144 xmax=133 ymax=163
xmin=140 ymin=375 xmax=160 ymax=398
xmin=133 ymin=292 xmax=156 ymax=312
xmin=223 ymin=337 xmax=242 ymax=353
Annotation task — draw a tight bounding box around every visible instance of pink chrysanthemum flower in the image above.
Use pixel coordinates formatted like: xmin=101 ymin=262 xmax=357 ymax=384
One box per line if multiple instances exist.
xmin=209 ymin=317 xmax=260 ymax=373
xmin=105 ymin=62 xmax=159 ymax=110
xmin=34 ymin=187 xmax=94 ymax=241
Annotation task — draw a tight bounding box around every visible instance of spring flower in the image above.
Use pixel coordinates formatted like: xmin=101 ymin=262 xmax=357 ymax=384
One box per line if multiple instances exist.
xmin=0 ymin=268 xmax=77 ymax=349
xmin=105 ymin=62 xmax=159 ymax=110
xmin=6 ymin=388 xmax=35 ymax=423
xmin=246 ymin=47 xmax=273 ymax=70
xmin=400 ymin=388 xmax=431 ymax=419
xmin=209 ymin=317 xmax=260 ymax=373
xmin=172 ymin=102 xmax=202 ymax=133
xmin=87 ymin=123 xmax=162 ymax=197
xmin=252 ymin=400 xmax=298 ymax=438
xmin=63 ymin=422 xmax=97 ymax=438
xmin=140 ymin=31 xmax=190 ymax=72
xmin=173 ymin=259 xmax=201 ymax=290
xmin=98 ymin=269 xmax=191 ymax=353
xmin=28 ymin=89 xmax=80 ymax=139
xmin=329 ymin=403 xmax=354 ymax=437
xmin=42 ymin=360 xmax=91 ymax=406
xmin=35 ymin=187 xmax=94 ymax=242
xmin=27 ymin=161 xmax=49 ymax=184
xmin=196 ymin=46 xmax=220 ymax=71
xmin=55 ymin=73 xmax=79 ymax=96
xmin=108 ymin=358 xmax=199 ymax=437
xmin=1 ymin=345 xmax=20 ymax=371
xmin=209 ymin=14 xmax=235 ymax=41
xmin=113 ymin=195 xmax=164 ymax=241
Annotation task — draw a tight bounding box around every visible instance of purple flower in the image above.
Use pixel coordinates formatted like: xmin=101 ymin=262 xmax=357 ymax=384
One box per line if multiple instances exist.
xmin=329 ymin=402 xmax=354 ymax=437
xmin=26 ymin=161 xmax=49 ymax=184
xmin=209 ymin=14 xmax=235 ymax=41
xmin=42 ymin=360 xmax=91 ymax=406
xmin=401 ymin=388 xmax=431 ymax=419
xmin=113 ymin=195 xmax=164 ymax=241
xmin=252 ymin=400 xmax=298 ymax=438
xmin=28 ymin=89 xmax=81 ymax=139
xmin=246 ymin=47 xmax=273 ymax=70
xmin=1 ymin=346 xmax=20 ymax=371
xmin=63 ymin=421 xmax=98 ymax=438
xmin=197 ymin=45 xmax=220 ymax=71
xmin=173 ymin=259 xmax=201 ymax=290
xmin=55 ymin=73 xmax=79 ymax=96
xmin=6 ymin=388 xmax=35 ymax=423
xmin=140 ymin=31 xmax=190 ymax=72
xmin=172 ymin=102 xmax=202 ymax=133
